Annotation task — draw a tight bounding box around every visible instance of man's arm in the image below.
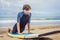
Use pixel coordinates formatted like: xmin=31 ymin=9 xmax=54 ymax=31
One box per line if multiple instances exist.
xmin=28 ymin=23 xmax=30 ymax=33
xmin=28 ymin=13 xmax=31 ymax=33
xmin=17 ymin=12 xmax=22 ymax=34
xmin=17 ymin=23 xmax=22 ymax=34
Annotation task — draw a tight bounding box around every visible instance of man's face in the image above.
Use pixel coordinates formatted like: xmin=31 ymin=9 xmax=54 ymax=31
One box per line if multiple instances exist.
xmin=24 ymin=10 xmax=30 ymax=14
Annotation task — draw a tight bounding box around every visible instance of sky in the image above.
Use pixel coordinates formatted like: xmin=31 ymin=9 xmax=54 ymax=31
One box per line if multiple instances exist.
xmin=0 ymin=0 xmax=60 ymax=20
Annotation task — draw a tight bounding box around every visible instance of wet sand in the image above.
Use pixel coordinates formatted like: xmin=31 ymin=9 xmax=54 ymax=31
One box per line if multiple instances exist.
xmin=0 ymin=25 xmax=60 ymax=40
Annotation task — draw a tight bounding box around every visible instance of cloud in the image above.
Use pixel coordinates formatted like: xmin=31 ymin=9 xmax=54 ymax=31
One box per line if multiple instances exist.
xmin=1 ymin=0 xmax=60 ymax=9
xmin=0 ymin=0 xmax=11 ymax=7
xmin=0 ymin=0 xmax=60 ymax=17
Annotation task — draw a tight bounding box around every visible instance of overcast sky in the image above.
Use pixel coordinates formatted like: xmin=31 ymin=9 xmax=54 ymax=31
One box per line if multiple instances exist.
xmin=0 ymin=0 xmax=60 ymax=18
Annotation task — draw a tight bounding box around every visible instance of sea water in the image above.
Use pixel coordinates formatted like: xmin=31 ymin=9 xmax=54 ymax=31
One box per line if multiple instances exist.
xmin=0 ymin=15 xmax=60 ymax=27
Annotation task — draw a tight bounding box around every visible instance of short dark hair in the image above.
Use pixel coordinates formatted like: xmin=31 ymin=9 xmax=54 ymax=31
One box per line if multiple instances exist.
xmin=22 ymin=4 xmax=31 ymax=10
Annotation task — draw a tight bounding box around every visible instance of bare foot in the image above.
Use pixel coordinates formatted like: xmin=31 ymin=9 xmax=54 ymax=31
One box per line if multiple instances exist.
xmin=8 ymin=28 xmax=10 ymax=33
xmin=8 ymin=28 xmax=12 ymax=33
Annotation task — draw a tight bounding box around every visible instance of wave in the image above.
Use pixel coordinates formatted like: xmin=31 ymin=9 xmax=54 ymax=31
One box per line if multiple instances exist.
xmin=0 ymin=20 xmax=60 ymax=23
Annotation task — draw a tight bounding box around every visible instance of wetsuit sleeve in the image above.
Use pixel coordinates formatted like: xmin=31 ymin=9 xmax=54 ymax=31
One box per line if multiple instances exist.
xmin=28 ymin=13 xmax=32 ymax=23
xmin=17 ymin=13 xmax=21 ymax=23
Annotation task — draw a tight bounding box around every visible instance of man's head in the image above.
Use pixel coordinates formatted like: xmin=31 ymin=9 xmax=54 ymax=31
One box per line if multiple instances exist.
xmin=22 ymin=4 xmax=31 ymax=14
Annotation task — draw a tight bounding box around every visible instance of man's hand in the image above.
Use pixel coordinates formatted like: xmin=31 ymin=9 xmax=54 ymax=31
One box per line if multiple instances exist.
xmin=18 ymin=32 xmax=22 ymax=35
xmin=17 ymin=23 xmax=22 ymax=35
xmin=28 ymin=23 xmax=30 ymax=33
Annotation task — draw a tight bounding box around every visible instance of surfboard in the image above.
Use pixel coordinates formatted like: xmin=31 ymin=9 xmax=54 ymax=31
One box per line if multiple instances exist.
xmin=8 ymin=32 xmax=39 ymax=38
xmin=8 ymin=30 xmax=60 ymax=38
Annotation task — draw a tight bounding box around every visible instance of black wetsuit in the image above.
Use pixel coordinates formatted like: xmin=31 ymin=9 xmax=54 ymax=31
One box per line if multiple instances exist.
xmin=12 ymin=14 xmax=30 ymax=34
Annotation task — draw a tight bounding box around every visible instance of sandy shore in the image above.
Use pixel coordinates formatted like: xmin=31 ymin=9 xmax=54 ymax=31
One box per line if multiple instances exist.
xmin=0 ymin=25 xmax=60 ymax=40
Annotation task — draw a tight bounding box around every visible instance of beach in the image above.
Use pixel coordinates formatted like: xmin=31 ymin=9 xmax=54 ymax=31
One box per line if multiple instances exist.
xmin=0 ymin=0 xmax=60 ymax=40
xmin=0 ymin=25 xmax=60 ymax=40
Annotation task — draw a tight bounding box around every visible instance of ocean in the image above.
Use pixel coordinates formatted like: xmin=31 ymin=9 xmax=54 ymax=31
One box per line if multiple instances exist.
xmin=0 ymin=16 xmax=60 ymax=27
xmin=0 ymin=11 xmax=60 ymax=27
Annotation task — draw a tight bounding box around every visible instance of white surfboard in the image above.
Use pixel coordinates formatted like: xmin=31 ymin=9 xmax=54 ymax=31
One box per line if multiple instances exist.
xmin=8 ymin=32 xmax=39 ymax=38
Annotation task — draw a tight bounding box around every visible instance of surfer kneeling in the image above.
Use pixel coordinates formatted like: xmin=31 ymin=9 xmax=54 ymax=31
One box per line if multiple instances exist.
xmin=8 ymin=4 xmax=32 ymax=34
